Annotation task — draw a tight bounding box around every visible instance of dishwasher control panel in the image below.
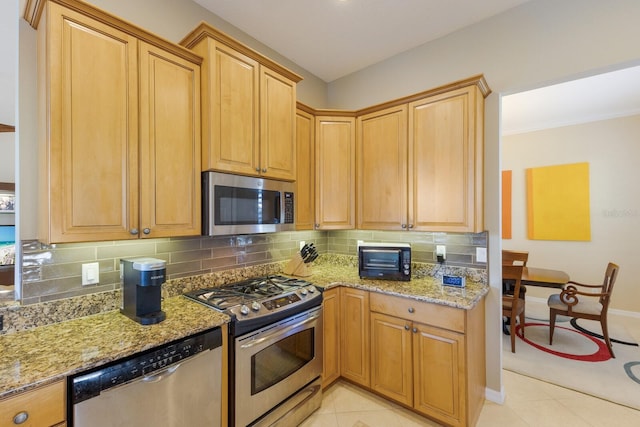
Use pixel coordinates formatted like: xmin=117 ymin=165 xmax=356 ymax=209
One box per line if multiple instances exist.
xmin=70 ymin=327 xmax=222 ymax=404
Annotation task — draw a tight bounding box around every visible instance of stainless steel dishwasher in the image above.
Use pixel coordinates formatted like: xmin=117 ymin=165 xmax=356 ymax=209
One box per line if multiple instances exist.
xmin=69 ymin=327 xmax=222 ymax=427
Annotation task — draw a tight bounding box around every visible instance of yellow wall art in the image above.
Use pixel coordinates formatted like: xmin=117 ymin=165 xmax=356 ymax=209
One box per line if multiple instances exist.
xmin=526 ymin=162 xmax=591 ymax=241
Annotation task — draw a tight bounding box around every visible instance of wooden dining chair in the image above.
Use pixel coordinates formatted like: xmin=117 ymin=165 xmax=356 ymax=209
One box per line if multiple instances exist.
xmin=548 ymin=262 xmax=619 ymax=358
xmin=502 ymin=264 xmax=525 ymax=353
xmin=502 ymin=250 xmax=529 ymax=266
xmin=502 ymin=250 xmax=529 ymax=298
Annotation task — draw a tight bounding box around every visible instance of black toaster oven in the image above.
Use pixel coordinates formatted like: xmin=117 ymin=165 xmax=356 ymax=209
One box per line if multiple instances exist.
xmin=358 ymin=243 xmax=411 ymax=281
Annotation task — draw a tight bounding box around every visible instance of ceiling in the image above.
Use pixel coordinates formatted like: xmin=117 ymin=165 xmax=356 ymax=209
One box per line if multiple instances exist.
xmin=193 ymin=0 xmax=531 ymax=83
xmin=502 ymin=65 xmax=640 ymax=135
xmin=193 ymin=0 xmax=640 ymax=133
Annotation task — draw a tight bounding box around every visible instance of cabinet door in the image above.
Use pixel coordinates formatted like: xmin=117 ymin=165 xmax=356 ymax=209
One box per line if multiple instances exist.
xmin=408 ymin=86 xmax=483 ymax=232
xmin=370 ymin=312 xmax=413 ymax=406
xmin=295 ymin=108 xmax=315 ymax=230
xmin=357 ymin=105 xmax=408 ymax=230
xmin=260 ymin=67 xmax=297 ymax=180
xmin=197 ymin=39 xmax=260 ymax=175
xmin=42 ymin=2 xmax=139 ymax=243
xmin=315 ymin=116 xmax=356 ymax=230
xmin=139 ymin=42 xmax=201 ymax=238
xmin=413 ymin=323 xmax=464 ymax=426
xmin=322 ymin=287 xmax=341 ymax=388
xmin=340 ymin=287 xmax=370 ymax=387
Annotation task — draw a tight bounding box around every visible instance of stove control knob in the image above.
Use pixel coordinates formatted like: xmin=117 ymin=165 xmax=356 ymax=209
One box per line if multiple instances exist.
xmin=300 ymin=288 xmax=308 ymax=296
xmin=251 ymin=302 xmax=261 ymax=311
xmin=240 ymin=305 xmax=250 ymax=316
xmin=308 ymin=287 xmax=315 ymax=293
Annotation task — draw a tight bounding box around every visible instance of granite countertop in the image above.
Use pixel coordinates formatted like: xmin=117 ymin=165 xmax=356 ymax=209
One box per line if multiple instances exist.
xmin=0 ymin=296 xmax=229 ymax=399
xmin=0 ymin=255 xmax=488 ymax=400
xmin=305 ymin=258 xmax=488 ymax=310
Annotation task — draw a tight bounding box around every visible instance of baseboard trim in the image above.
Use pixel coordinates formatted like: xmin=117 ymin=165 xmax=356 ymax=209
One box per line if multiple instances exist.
xmin=485 ymin=385 xmax=505 ymax=404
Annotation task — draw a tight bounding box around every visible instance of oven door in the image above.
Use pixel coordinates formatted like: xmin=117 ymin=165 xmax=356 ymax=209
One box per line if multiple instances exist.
xmin=234 ymin=306 xmax=322 ymax=427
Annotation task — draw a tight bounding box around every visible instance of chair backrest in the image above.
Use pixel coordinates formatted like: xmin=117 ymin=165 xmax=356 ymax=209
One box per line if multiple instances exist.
xmin=502 ymin=264 xmax=524 ymax=305
xmin=600 ymin=262 xmax=619 ymax=309
xmin=502 ymin=250 xmax=529 ymax=266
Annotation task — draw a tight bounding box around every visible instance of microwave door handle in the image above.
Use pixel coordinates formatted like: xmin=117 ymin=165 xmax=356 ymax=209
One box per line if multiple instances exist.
xmin=240 ymin=312 xmax=320 ymax=349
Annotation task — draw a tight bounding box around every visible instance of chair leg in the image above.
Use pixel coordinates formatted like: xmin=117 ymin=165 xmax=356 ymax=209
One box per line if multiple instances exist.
xmin=549 ymin=310 xmax=556 ymax=345
xmin=601 ymin=316 xmax=615 ymax=358
xmin=510 ymin=316 xmax=516 ymax=353
xmin=519 ymin=310 xmax=525 ymax=338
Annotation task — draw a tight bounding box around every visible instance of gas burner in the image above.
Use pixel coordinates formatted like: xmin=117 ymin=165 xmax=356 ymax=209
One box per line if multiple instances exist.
xmin=183 ymin=275 xmax=319 ymax=316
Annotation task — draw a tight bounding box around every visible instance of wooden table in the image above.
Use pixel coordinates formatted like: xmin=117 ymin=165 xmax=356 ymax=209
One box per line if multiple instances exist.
xmin=502 ymin=266 xmax=569 ymax=335
xmin=521 ymin=267 xmax=570 ymax=289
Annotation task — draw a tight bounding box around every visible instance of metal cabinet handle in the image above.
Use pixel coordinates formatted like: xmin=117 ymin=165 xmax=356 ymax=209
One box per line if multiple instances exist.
xmin=256 ymin=167 xmax=260 ymax=172
xmin=412 ymin=327 xmax=418 ymax=333
xmin=408 ymin=307 xmax=415 ymax=313
xmin=404 ymin=324 xmax=410 ymax=330
xmin=314 ymin=224 xmax=319 ymax=229
xmin=13 ymin=411 xmax=28 ymax=424
xmin=143 ymin=228 xmax=151 ymax=235
xmin=408 ymin=224 xmax=414 ymax=229
xmin=130 ymin=228 xmax=139 ymax=235
xmin=262 ymin=168 xmax=267 ymax=173
xmin=401 ymin=224 xmax=407 ymax=229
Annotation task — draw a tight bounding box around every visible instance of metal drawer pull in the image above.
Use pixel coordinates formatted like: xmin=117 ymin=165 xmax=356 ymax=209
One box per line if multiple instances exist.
xmin=404 ymin=324 xmax=410 ymax=330
xmin=412 ymin=327 xmax=418 ymax=333
xmin=13 ymin=411 xmax=28 ymax=424
xmin=408 ymin=307 xmax=415 ymax=313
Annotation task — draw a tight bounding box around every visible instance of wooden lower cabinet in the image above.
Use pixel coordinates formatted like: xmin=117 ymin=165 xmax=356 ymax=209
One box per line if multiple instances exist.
xmin=340 ymin=287 xmax=370 ymax=387
xmin=322 ymin=287 xmax=341 ymax=388
xmin=370 ymin=292 xmax=485 ymax=427
xmin=0 ymin=380 xmax=66 ymax=426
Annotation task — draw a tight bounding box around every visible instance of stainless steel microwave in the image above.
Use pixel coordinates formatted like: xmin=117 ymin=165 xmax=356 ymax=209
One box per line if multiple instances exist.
xmin=203 ymin=172 xmax=295 ymax=236
xmin=358 ymin=243 xmax=411 ymax=281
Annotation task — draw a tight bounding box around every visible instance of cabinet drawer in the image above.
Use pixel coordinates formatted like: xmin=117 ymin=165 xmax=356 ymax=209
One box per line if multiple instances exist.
xmin=370 ymin=292 xmax=464 ymax=333
xmin=0 ymin=380 xmax=65 ymax=427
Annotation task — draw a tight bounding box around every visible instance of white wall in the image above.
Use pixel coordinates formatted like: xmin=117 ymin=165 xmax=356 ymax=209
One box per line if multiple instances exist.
xmin=324 ymin=0 xmax=640 ymax=400
xmin=1 ymin=0 xmax=18 ymax=183
xmin=503 ymin=115 xmax=640 ymax=313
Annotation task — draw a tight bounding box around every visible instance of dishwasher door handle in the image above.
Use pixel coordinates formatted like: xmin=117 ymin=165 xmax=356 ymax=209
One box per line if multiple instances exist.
xmin=141 ymin=363 xmax=180 ymax=383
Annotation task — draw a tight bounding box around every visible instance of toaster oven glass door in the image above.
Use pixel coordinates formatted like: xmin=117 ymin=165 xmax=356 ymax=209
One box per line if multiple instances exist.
xmin=361 ymin=249 xmax=402 ymax=270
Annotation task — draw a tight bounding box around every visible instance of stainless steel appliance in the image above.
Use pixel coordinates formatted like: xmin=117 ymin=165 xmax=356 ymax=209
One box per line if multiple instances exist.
xmin=185 ymin=275 xmax=323 ymax=427
xmin=120 ymin=257 xmax=166 ymax=324
xmin=69 ymin=327 xmax=223 ymax=427
xmin=358 ymin=242 xmax=412 ymax=281
xmin=203 ymin=171 xmax=295 ymax=236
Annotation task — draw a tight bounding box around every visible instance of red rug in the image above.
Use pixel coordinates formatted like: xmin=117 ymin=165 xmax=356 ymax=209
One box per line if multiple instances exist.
xmin=502 ymin=314 xmax=640 ymax=410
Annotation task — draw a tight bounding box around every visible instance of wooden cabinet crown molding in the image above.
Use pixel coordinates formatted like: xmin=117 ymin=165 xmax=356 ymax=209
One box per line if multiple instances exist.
xmin=0 ymin=124 xmax=15 ymax=133
xmin=298 ymin=74 xmax=490 ymax=116
xmin=23 ymin=0 xmax=202 ymax=64
xmin=181 ymin=22 xmax=302 ymax=83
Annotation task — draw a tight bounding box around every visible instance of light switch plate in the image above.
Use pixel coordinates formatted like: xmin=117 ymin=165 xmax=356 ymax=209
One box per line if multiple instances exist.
xmin=476 ymin=247 xmax=487 ymax=263
xmin=82 ymin=262 xmax=100 ymax=286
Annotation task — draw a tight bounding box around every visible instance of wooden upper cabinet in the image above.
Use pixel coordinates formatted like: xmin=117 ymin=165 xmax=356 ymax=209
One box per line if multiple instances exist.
xmin=315 ymin=115 xmax=356 ymax=230
xmin=138 ymin=42 xmax=201 ymax=238
xmin=34 ymin=0 xmax=202 ymax=243
xmin=181 ymin=23 xmax=302 ymax=181
xmin=260 ymin=67 xmax=297 ymax=180
xmin=357 ymin=105 xmax=408 ymax=230
xmin=295 ymin=107 xmax=315 ymax=230
xmin=409 ymin=85 xmax=484 ymax=232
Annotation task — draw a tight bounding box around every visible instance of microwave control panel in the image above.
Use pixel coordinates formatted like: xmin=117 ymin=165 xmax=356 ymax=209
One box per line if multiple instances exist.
xmin=284 ymin=192 xmax=294 ymax=223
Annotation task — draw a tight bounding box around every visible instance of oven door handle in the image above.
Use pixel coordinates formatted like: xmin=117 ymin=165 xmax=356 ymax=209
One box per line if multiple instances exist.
xmin=240 ymin=312 xmax=320 ymax=349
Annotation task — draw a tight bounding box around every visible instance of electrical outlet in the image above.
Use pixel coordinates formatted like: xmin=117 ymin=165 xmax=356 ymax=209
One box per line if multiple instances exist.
xmin=476 ymin=247 xmax=487 ymax=263
xmin=436 ymin=245 xmax=446 ymax=258
xmin=82 ymin=262 xmax=100 ymax=286
xmin=299 ymin=241 xmax=306 ymax=250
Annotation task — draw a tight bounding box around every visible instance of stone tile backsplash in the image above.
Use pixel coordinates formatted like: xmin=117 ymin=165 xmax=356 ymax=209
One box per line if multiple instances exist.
xmin=18 ymin=229 xmax=487 ymax=304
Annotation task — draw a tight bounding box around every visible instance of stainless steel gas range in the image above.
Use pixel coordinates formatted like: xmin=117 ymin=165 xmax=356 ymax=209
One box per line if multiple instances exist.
xmin=184 ymin=275 xmax=323 ymax=427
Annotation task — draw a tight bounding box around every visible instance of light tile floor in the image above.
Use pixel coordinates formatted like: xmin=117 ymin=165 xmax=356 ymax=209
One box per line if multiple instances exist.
xmin=301 ymin=372 xmax=640 ymax=427
xmin=301 ymin=306 xmax=640 ymax=427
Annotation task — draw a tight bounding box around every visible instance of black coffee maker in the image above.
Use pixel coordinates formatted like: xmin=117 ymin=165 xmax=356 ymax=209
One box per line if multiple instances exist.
xmin=120 ymin=257 xmax=166 ymax=325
